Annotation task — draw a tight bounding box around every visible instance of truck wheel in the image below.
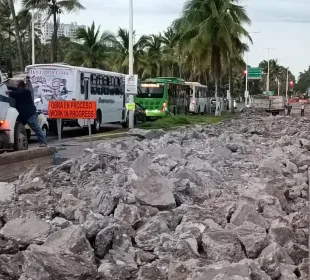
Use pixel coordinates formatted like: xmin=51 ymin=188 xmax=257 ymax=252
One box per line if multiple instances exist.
xmin=49 ymin=120 xmax=63 ymax=136
xmin=92 ymin=111 xmax=102 ymax=134
xmin=26 ymin=129 xmax=31 ymax=142
xmin=0 ymin=132 xmax=10 ymax=150
xmin=14 ymin=122 xmax=28 ymax=151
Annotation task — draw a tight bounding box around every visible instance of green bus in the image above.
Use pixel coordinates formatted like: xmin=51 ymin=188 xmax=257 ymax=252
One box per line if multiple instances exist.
xmin=135 ymin=77 xmax=191 ymax=118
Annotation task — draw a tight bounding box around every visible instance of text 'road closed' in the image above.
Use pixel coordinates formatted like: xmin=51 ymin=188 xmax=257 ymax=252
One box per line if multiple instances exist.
xmin=48 ymin=101 xmax=97 ymax=119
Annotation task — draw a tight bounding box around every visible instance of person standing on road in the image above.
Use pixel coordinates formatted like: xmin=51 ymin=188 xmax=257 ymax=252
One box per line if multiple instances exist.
xmin=6 ymin=80 xmax=47 ymax=147
xmin=301 ymin=103 xmax=305 ymax=116
xmin=286 ymin=102 xmax=292 ymax=115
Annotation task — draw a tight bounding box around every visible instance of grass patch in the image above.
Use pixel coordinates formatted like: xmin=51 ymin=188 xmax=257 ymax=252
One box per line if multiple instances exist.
xmin=138 ymin=113 xmax=231 ymax=129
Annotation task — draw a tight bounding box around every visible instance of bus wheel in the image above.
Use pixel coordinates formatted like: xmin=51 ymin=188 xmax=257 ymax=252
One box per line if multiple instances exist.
xmin=92 ymin=111 xmax=101 ymax=134
xmin=197 ymin=106 xmax=200 ymax=115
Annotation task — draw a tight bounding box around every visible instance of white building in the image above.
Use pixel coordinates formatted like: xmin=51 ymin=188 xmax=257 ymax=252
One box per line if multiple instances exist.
xmin=41 ymin=21 xmax=86 ymax=43
xmin=34 ymin=13 xmax=85 ymax=44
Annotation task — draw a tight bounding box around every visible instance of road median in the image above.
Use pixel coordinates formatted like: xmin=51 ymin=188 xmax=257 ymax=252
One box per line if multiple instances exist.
xmin=74 ymin=114 xmax=232 ymax=143
xmin=0 ymin=146 xmax=56 ymax=166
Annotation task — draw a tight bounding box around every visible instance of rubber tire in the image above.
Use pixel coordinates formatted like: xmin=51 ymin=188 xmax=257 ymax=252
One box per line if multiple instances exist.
xmin=122 ymin=118 xmax=129 ymax=129
xmin=14 ymin=122 xmax=28 ymax=151
xmin=203 ymin=106 xmax=207 ymax=114
xmin=197 ymin=106 xmax=200 ymax=115
xmin=0 ymin=131 xmax=10 ymax=150
xmin=26 ymin=129 xmax=31 ymax=142
xmin=92 ymin=112 xmax=101 ymax=134
xmin=50 ymin=121 xmax=63 ymax=136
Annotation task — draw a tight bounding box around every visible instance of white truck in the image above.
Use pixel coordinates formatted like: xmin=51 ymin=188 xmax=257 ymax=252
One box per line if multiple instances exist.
xmin=251 ymin=95 xmax=285 ymax=115
xmin=0 ymin=78 xmax=28 ymax=152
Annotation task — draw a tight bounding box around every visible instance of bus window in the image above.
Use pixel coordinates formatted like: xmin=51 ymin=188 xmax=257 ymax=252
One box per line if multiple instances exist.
xmin=104 ymin=76 xmax=109 ymax=95
xmin=96 ymin=75 xmax=103 ymax=95
xmin=85 ymin=80 xmax=89 ymax=100
xmin=110 ymin=77 xmax=115 ymax=95
xmin=137 ymin=83 xmax=164 ymax=98
xmin=80 ymin=73 xmax=85 ymax=95
xmin=115 ymin=77 xmax=120 ymax=95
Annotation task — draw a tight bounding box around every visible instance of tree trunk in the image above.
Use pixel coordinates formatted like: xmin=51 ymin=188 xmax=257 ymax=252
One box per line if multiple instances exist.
xmin=51 ymin=11 xmax=58 ymax=62
xmin=8 ymin=28 xmax=12 ymax=78
xmin=8 ymin=0 xmax=24 ymax=71
xmin=215 ymin=79 xmax=221 ymax=116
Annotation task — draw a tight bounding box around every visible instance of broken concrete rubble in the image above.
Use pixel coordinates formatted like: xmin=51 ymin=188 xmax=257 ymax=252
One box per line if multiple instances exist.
xmin=0 ymin=109 xmax=309 ymax=279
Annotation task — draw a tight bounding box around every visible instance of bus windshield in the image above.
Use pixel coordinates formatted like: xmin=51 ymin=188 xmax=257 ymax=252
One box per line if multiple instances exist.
xmin=137 ymin=83 xmax=164 ymax=98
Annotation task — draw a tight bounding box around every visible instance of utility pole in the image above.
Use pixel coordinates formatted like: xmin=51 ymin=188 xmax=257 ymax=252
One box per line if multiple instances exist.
xmin=32 ymin=9 xmax=35 ymax=65
xmin=128 ymin=0 xmax=134 ymax=128
xmin=286 ymin=67 xmax=289 ymax=100
xmin=263 ymin=48 xmax=276 ymax=91
xmin=244 ymin=31 xmax=259 ymax=107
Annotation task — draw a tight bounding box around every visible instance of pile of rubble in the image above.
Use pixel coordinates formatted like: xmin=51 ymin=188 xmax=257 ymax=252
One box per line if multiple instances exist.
xmin=0 ymin=111 xmax=309 ymax=280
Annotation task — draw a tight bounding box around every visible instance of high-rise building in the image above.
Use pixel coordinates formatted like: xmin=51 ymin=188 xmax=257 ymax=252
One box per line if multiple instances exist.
xmin=34 ymin=12 xmax=85 ymax=43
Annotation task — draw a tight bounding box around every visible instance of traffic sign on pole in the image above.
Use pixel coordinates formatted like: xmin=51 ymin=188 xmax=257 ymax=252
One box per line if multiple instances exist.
xmin=248 ymin=67 xmax=262 ymax=80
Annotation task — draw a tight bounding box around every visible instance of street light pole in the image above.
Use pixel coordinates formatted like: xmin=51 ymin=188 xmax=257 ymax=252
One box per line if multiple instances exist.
xmin=244 ymin=31 xmax=259 ymax=107
xmin=263 ymin=47 xmax=276 ymax=91
xmin=267 ymin=49 xmax=270 ymax=91
xmin=286 ymin=67 xmax=289 ymax=100
xmin=128 ymin=0 xmax=134 ymax=128
xmin=245 ymin=51 xmax=248 ymax=107
xmin=31 ymin=9 xmax=35 ymax=65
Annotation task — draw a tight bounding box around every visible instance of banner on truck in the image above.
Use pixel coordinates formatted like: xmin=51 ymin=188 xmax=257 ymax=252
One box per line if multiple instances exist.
xmin=27 ymin=68 xmax=75 ymax=114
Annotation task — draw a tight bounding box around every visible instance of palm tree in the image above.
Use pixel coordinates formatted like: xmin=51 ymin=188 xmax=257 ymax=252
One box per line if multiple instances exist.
xmin=161 ymin=27 xmax=181 ymax=77
xmin=18 ymin=9 xmax=42 ymax=65
xmin=65 ymin=21 xmax=113 ymax=68
xmin=108 ymin=28 xmax=148 ymax=74
xmin=143 ymin=34 xmax=164 ymax=77
xmin=7 ymin=0 xmax=24 ymax=71
xmin=259 ymin=60 xmax=294 ymax=94
xmin=174 ymin=0 xmax=251 ymax=101
xmin=0 ymin=0 xmax=14 ymax=76
xmin=22 ymin=0 xmax=85 ymax=62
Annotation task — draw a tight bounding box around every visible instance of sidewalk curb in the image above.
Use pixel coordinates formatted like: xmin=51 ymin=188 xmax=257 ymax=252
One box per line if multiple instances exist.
xmin=0 ymin=147 xmax=56 ymax=166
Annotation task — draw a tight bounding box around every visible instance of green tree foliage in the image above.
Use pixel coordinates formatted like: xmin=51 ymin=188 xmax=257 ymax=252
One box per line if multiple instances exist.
xmin=295 ymin=67 xmax=310 ymax=95
xmin=22 ymin=0 xmax=85 ymax=62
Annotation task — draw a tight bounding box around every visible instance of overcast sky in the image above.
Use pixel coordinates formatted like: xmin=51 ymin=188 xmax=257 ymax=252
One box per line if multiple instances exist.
xmin=17 ymin=0 xmax=310 ymax=77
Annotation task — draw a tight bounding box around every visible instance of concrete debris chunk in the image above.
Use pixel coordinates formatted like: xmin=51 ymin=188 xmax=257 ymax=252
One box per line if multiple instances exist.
xmin=1 ymin=111 xmax=309 ymax=280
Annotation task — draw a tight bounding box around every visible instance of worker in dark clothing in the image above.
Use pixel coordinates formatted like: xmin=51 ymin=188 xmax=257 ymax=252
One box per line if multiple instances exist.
xmin=7 ymin=80 xmax=47 ymax=147
xmin=285 ymin=102 xmax=292 ymax=115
